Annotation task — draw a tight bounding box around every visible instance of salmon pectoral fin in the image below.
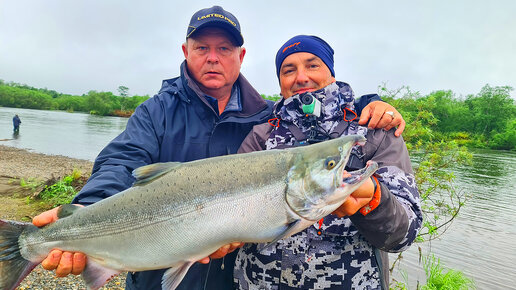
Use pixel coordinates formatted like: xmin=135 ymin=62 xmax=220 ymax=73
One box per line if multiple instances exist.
xmin=81 ymin=259 xmax=121 ymax=290
xmin=162 ymin=261 xmax=195 ymax=290
xmin=257 ymin=219 xmax=315 ymax=252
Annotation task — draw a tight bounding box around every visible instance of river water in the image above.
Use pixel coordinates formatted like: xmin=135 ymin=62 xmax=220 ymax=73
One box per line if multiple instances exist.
xmin=391 ymin=149 xmax=516 ymax=289
xmin=1 ymin=107 xmax=515 ymax=289
xmin=0 ymin=107 xmax=128 ymax=161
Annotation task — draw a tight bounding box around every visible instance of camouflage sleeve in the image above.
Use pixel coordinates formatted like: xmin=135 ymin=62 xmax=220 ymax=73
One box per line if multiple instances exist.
xmin=349 ymin=130 xmax=422 ymax=252
xmin=238 ymin=123 xmax=272 ymax=154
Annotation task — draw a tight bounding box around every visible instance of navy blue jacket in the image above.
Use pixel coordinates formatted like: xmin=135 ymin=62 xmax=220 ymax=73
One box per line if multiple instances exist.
xmin=13 ymin=115 xmax=21 ymax=127
xmin=72 ymin=62 xmax=381 ymax=289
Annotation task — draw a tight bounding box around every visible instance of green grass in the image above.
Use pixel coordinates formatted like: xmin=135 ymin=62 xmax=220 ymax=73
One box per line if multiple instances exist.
xmin=19 ymin=177 xmax=41 ymax=191
xmin=390 ymin=254 xmax=475 ymax=290
xmin=420 ymin=255 xmax=475 ymax=290
xmin=31 ymin=169 xmax=85 ymax=208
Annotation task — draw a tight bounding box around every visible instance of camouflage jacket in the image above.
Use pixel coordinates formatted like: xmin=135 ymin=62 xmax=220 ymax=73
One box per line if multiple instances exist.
xmin=234 ymin=82 xmax=422 ymax=289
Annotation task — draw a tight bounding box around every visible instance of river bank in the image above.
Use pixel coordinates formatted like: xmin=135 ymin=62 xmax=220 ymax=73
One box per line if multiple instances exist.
xmin=0 ymin=144 xmax=94 ymax=220
xmin=0 ymin=145 xmax=127 ymax=289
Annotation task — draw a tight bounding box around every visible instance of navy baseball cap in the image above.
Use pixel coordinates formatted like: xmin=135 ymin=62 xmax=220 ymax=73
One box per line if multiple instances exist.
xmin=186 ymin=6 xmax=244 ymax=46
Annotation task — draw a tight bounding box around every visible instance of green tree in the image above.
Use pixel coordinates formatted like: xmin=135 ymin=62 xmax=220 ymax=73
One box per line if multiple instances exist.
xmin=490 ymin=118 xmax=516 ymax=150
xmin=261 ymin=94 xmax=281 ymax=102
xmin=55 ymin=95 xmax=88 ymax=112
xmin=120 ymin=95 xmax=149 ymax=111
xmin=381 ymin=85 xmax=474 ymax=287
xmin=427 ymin=90 xmax=471 ymax=133
xmin=86 ymin=91 xmax=117 ymax=115
xmin=465 ymin=85 xmax=515 ymax=137
xmin=381 ymin=86 xmax=472 ymax=240
xmin=118 ymin=86 xmax=129 ymax=97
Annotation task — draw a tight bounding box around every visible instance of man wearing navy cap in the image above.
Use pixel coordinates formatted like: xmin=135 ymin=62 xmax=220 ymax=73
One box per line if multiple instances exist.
xmin=32 ymin=7 xmax=405 ymax=290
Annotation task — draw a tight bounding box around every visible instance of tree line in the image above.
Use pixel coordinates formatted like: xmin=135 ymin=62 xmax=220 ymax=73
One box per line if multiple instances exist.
xmin=0 ymin=80 xmax=149 ymax=117
xmin=379 ymin=84 xmax=515 ymax=151
xmin=1 ymin=79 xmax=514 ymax=150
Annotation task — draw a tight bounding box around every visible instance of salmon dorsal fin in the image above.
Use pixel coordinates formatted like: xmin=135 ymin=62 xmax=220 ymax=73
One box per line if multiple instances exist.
xmin=57 ymin=204 xmax=82 ymax=219
xmin=132 ymin=162 xmax=181 ymax=186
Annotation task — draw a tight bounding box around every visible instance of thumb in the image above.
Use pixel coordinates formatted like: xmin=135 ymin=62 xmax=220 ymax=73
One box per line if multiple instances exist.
xmin=394 ymin=120 xmax=406 ymax=137
xmin=358 ymin=106 xmax=371 ymax=125
xmin=32 ymin=207 xmax=60 ymax=227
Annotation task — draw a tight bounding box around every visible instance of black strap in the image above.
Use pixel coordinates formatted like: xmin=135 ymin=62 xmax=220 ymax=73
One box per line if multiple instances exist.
xmin=287 ymin=123 xmax=309 ymax=142
xmin=329 ymin=120 xmax=350 ymax=139
xmin=374 ymin=247 xmax=387 ymax=290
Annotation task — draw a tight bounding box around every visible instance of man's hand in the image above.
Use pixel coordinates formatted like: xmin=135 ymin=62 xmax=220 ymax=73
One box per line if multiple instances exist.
xmin=359 ymin=101 xmax=405 ymax=137
xmin=32 ymin=205 xmax=87 ymax=277
xmin=333 ymin=174 xmax=375 ymax=217
xmin=197 ymin=242 xmax=244 ymax=264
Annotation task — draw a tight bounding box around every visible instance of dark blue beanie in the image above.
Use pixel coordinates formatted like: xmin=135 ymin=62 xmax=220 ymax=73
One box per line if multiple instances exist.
xmin=275 ymin=35 xmax=335 ymax=79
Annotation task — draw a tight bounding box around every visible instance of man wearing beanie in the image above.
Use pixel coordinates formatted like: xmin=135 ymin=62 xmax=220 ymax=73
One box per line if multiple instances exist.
xmin=31 ymin=7 xmax=406 ymax=290
xmin=235 ymin=35 xmax=422 ymax=289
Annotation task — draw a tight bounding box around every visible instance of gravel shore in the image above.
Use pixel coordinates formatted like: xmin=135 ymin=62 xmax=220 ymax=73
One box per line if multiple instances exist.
xmin=0 ymin=145 xmax=127 ymax=289
xmin=17 ymin=265 xmax=127 ymax=290
xmin=0 ymin=145 xmax=93 ymax=182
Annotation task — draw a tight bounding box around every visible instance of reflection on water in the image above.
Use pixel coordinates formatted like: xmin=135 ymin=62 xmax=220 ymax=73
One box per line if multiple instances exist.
xmin=461 ymin=150 xmax=510 ymax=186
xmin=86 ymin=114 xmax=128 ymax=132
xmin=0 ymin=107 xmax=128 ymax=161
xmin=393 ymin=149 xmax=516 ymax=289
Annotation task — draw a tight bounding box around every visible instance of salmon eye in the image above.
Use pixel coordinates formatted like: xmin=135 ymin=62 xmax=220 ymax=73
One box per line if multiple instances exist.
xmin=326 ymin=158 xmax=336 ymax=169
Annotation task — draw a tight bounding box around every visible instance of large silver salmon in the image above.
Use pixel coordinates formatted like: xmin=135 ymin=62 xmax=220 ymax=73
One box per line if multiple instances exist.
xmin=0 ymin=135 xmax=377 ymax=290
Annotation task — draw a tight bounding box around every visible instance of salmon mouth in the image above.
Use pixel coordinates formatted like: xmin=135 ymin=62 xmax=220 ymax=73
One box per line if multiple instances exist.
xmin=341 ymin=161 xmax=378 ymax=186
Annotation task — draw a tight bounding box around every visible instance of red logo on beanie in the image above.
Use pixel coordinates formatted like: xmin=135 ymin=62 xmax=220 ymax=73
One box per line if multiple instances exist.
xmin=282 ymin=42 xmax=300 ymax=53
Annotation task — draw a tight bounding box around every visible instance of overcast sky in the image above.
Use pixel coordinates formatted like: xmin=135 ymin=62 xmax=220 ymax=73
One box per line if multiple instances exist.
xmin=1 ymin=1 xmax=515 ymax=99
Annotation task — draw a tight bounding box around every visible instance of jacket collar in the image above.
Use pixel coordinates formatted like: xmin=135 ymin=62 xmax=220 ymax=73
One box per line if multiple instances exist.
xmin=274 ymin=81 xmax=355 ymax=123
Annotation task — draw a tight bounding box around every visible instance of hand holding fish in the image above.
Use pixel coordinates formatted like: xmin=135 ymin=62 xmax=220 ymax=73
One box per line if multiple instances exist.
xmin=32 ymin=205 xmax=87 ymax=277
xmin=197 ymin=242 xmax=245 ymax=264
xmin=332 ymin=172 xmax=375 ymax=217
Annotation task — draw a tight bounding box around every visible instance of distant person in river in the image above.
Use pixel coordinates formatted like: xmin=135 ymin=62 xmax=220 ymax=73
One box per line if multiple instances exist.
xmin=30 ymin=5 xmax=407 ymax=290
xmin=12 ymin=114 xmax=21 ymax=133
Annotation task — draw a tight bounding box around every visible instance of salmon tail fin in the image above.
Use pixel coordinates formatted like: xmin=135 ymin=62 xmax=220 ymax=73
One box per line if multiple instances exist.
xmin=0 ymin=220 xmax=39 ymax=290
